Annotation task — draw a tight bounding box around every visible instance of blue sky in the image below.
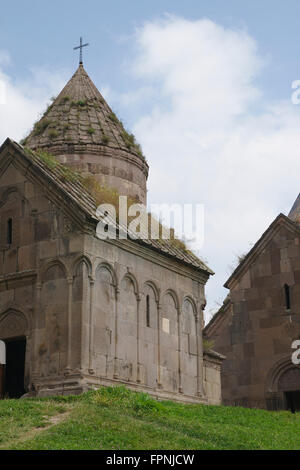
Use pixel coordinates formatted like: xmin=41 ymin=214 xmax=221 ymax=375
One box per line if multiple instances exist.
xmin=2 ymin=1 xmax=300 ymax=102
xmin=2 ymin=1 xmax=300 ymax=317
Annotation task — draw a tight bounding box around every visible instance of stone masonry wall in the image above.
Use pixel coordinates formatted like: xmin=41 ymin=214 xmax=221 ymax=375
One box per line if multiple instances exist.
xmin=207 ymin=222 xmax=300 ymax=408
xmin=77 ymin=233 xmax=212 ymax=403
xmin=0 ymin=158 xmax=222 ymax=405
xmin=0 ymin=162 xmax=84 ymax=394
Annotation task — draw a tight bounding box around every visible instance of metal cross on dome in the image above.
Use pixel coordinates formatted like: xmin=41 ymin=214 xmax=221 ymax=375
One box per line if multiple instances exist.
xmin=73 ymin=37 xmax=89 ymax=65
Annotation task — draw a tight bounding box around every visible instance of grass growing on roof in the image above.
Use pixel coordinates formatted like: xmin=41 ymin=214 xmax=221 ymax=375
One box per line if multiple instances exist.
xmin=107 ymin=112 xmax=118 ymax=124
xmin=48 ymin=130 xmax=58 ymax=139
xmin=71 ymin=99 xmax=87 ymax=108
xmin=106 ymin=109 xmax=145 ymax=159
xmin=203 ymin=339 xmax=215 ymax=351
xmin=24 ymin=148 xmax=79 ymax=183
xmin=60 ymin=96 xmax=70 ymax=105
xmin=33 ymin=118 xmax=51 ymax=136
xmin=22 ymin=148 xmax=193 ymax=253
xmin=101 ymin=134 xmax=109 ymax=144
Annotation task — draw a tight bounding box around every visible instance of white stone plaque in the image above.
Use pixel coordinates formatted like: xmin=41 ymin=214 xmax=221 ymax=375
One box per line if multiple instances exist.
xmin=0 ymin=341 xmax=6 ymax=365
xmin=162 ymin=317 xmax=170 ymax=334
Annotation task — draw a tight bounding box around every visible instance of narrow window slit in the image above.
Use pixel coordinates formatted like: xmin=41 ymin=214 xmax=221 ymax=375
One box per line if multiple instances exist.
xmin=284 ymin=284 xmax=291 ymax=310
xmin=7 ymin=218 xmax=12 ymax=245
xmin=146 ymin=295 xmax=150 ymax=327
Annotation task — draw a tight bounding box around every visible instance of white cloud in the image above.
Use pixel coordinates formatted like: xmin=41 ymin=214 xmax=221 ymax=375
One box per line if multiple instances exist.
xmin=0 ymin=55 xmax=69 ymax=143
xmin=0 ymin=50 xmax=12 ymax=67
xmin=126 ymin=15 xmax=300 ymax=319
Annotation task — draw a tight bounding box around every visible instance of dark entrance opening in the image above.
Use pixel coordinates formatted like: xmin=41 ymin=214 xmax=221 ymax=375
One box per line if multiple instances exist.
xmin=0 ymin=364 xmax=5 ymax=399
xmin=285 ymin=391 xmax=300 ymax=413
xmin=278 ymin=367 xmax=300 ymax=413
xmin=4 ymin=338 xmax=26 ymax=398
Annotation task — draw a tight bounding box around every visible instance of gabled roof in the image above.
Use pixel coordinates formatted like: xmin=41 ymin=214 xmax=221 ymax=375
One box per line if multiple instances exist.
xmin=203 ymin=294 xmax=231 ymax=337
xmin=0 ymin=138 xmax=213 ymax=276
xmin=23 ymin=64 xmax=145 ymax=161
xmin=0 ymin=138 xmax=96 ymax=219
xmin=206 ymin=201 xmax=300 ymax=334
xmin=224 ymin=212 xmax=300 ymax=289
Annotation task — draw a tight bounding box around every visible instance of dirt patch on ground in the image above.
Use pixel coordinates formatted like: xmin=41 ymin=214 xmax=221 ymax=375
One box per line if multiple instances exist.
xmin=0 ymin=410 xmax=71 ymax=449
xmin=46 ymin=413 xmax=69 ymax=426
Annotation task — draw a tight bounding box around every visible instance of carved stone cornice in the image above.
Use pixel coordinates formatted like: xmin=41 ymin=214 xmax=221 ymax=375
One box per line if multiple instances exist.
xmin=101 ymin=237 xmax=210 ymax=284
xmin=0 ymin=269 xmax=37 ymax=288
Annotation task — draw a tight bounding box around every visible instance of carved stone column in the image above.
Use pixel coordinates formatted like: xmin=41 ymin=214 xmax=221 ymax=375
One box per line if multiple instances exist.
xmin=113 ymin=287 xmax=120 ymax=379
xmin=136 ymin=294 xmax=141 ymax=383
xmin=196 ymin=309 xmax=204 ymax=397
xmin=157 ymin=302 xmax=162 ymax=389
xmin=32 ymin=282 xmax=42 ymax=378
xmin=88 ymin=277 xmax=95 ymax=375
xmin=65 ymin=277 xmax=73 ymax=375
xmin=177 ymin=306 xmax=183 ymax=394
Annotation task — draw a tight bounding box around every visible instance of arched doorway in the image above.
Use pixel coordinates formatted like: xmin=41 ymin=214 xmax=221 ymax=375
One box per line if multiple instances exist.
xmin=0 ymin=310 xmax=28 ymax=399
xmin=278 ymin=368 xmax=300 ymax=413
xmin=3 ymin=338 xmax=26 ymax=398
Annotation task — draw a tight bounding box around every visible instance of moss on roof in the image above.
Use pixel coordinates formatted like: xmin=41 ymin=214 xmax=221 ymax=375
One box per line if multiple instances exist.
xmin=20 ymin=145 xmax=211 ymax=273
xmin=23 ymin=64 xmax=146 ymax=161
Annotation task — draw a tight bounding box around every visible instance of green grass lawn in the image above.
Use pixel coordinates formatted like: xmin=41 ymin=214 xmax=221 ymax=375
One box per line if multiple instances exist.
xmin=0 ymin=386 xmax=299 ymax=450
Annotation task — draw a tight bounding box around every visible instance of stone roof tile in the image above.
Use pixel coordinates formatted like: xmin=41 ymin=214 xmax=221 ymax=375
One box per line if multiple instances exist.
xmin=23 ymin=64 xmax=145 ymax=161
xmin=6 ymin=139 xmax=213 ymax=276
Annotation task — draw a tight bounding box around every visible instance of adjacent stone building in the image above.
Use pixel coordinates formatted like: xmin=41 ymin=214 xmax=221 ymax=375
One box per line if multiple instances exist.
xmin=0 ymin=64 xmax=223 ymax=404
xmin=205 ymin=209 xmax=300 ymax=411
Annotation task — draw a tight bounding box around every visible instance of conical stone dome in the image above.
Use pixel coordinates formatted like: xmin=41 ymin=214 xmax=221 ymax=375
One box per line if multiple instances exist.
xmin=289 ymin=193 xmax=300 ymax=223
xmin=23 ymin=64 xmax=149 ymax=204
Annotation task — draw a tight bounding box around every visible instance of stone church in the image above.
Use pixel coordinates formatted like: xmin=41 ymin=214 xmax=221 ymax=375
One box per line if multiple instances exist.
xmin=205 ymin=205 xmax=300 ymax=411
xmin=0 ymin=63 xmax=223 ymax=404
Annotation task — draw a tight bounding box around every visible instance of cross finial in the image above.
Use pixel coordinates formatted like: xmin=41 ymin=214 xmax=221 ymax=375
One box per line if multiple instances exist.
xmin=73 ymin=37 xmax=89 ymax=65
